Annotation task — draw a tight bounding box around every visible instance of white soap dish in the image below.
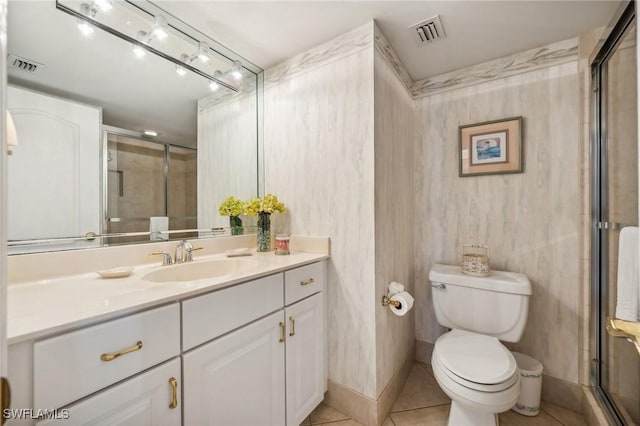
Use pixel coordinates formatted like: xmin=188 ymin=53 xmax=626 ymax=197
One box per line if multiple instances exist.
xmin=225 ymin=248 xmax=252 ymax=257
xmin=97 ymin=266 xmax=135 ymax=279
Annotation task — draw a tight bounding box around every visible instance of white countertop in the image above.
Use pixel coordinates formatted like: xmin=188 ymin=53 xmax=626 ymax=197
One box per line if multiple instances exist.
xmin=8 ymin=250 xmax=328 ymax=345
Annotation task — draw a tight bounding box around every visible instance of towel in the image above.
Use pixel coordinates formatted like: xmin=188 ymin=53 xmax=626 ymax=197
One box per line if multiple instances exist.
xmin=615 ymin=226 xmax=639 ymax=322
xmin=149 ymin=216 xmax=169 ymax=241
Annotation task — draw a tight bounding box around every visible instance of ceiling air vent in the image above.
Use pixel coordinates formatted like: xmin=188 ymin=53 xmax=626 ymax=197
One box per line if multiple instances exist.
xmin=8 ymin=54 xmax=45 ymax=74
xmin=409 ymin=15 xmax=446 ymax=46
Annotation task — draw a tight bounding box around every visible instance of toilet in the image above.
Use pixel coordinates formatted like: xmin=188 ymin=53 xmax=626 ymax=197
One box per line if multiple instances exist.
xmin=429 ymin=264 xmax=532 ymax=426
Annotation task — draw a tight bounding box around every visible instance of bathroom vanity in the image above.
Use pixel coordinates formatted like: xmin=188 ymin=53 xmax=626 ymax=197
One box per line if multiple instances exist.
xmin=6 ymin=238 xmax=328 ymax=426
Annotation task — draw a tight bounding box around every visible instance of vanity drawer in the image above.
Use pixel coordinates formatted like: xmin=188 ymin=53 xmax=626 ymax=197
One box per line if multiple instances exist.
xmin=285 ymin=262 xmax=325 ymax=305
xmin=182 ymin=273 xmax=284 ymax=351
xmin=34 ymin=303 xmax=180 ymax=410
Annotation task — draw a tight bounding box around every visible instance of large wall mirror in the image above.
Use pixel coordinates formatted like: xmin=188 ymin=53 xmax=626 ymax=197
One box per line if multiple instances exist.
xmin=6 ymin=0 xmax=263 ymax=254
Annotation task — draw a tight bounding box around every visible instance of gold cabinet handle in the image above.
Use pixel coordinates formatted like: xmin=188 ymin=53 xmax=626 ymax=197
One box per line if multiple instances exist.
xmin=300 ymin=278 xmax=315 ymax=286
xmin=100 ymin=341 xmax=143 ymax=362
xmin=169 ymin=377 xmax=178 ymax=409
xmin=289 ymin=316 xmax=296 ymax=337
xmin=279 ymin=322 xmax=286 ymax=343
xmin=1 ymin=377 xmax=10 ymax=426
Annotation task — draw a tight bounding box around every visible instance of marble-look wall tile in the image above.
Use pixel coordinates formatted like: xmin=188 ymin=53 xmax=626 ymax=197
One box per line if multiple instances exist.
xmin=265 ymin=22 xmax=373 ymax=85
xmin=373 ymin=23 xmax=412 ymax=95
xmin=415 ymin=62 xmax=581 ymax=384
xmin=264 ymin=46 xmax=378 ymax=398
xmin=198 ymin=93 xmax=258 ymax=230
xmin=411 ymin=37 xmax=578 ymax=98
xmin=373 ymin=49 xmax=416 ymax=398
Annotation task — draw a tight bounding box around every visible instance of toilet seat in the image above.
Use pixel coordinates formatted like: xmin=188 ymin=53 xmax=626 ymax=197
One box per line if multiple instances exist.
xmin=433 ymin=330 xmax=518 ymax=392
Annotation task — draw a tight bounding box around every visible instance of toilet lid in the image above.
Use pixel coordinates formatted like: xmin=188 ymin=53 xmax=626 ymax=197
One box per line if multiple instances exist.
xmin=435 ymin=330 xmax=516 ymax=385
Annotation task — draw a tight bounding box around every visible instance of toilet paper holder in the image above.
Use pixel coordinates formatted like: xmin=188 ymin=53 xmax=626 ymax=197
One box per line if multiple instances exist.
xmin=381 ymin=295 xmax=402 ymax=308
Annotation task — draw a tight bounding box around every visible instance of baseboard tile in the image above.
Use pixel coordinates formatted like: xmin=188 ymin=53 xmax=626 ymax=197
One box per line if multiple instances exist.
xmin=325 ymin=345 xmax=415 ymax=426
xmin=542 ymin=374 xmax=583 ymax=413
xmin=324 ymin=380 xmax=376 ymax=425
xmin=581 ymin=385 xmax=614 ymax=426
xmin=376 ymin=343 xmax=416 ymax=422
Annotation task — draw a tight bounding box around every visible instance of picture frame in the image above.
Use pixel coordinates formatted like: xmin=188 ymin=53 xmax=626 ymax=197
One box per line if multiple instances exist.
xmin=459 ymin=116 xmax=523 ymax=177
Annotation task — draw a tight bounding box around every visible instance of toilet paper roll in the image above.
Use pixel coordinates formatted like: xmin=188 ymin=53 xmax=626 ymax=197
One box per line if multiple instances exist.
xmin=388 ymin=281 xmax=405 ymax=296
xmin=389 ymin=291 xmax=414 ymax=316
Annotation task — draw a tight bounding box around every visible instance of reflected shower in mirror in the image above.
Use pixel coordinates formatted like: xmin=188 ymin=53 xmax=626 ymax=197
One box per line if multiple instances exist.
xmin=6 ymin=0 xmax=263 ymax=254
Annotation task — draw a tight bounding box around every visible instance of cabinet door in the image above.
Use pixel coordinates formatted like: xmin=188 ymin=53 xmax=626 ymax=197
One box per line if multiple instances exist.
xmin=285 ymin=294 xmax=325 ymax=426
xmin=36 ymin=358 xmax=181 ymax=426
xmin=184 ymin=310 xmax=286 ymax=426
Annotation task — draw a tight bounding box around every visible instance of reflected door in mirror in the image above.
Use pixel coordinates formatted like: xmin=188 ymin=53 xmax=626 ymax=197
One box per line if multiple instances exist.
xmin=7 ymin=86 xmax=101 ymax=252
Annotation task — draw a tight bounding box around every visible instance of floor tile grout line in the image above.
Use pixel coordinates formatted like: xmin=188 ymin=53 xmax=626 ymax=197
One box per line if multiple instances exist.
xmin=390 ymin=401 xmax=451 ymax=414
xmin=540 ymin=407 xmax=570 ymax=426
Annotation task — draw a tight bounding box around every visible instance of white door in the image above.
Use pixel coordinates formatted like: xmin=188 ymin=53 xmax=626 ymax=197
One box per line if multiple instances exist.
xmin=183 ymin=310 xmax=286 ymax=426
xmin=285 ymin=294 xmax=325 ymax=426
xmin=7 ymin=86 xmax=101 ymax=252
xmin=36 ymin=359 xmax=181 ymax=426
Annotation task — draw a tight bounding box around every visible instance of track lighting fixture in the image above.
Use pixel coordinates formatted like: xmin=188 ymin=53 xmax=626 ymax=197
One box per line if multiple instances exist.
xmin=77 ymin=3 xmax=96 ymax=36
xmin=130 ymin=14 xmax=169 ymax=58
xmin=209 ymin=70 xmax=223 ymax=91
xmin=230 ymin=61 xmax=243 ymax=80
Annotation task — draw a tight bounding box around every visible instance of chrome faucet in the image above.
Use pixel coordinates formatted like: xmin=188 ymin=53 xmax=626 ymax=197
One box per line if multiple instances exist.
xmin=150 ymin=251 xmax=173 ymax=266
xmin=174 ymin=240 xmax=202 ymax=263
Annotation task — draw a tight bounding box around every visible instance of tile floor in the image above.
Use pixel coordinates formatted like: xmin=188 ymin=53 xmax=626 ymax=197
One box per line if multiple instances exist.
xmin=302 ymin=363 xmax=587 ymax=426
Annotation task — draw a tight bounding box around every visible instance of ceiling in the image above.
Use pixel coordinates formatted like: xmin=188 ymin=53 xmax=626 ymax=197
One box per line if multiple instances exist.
xmin=158 ymin=0 xmax=622 ymax=81
xmin=6 ymin=1 xmax=622 ymax=148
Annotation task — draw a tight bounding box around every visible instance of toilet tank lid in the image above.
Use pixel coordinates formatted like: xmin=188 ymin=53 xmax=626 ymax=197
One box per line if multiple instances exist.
xmin=429 ymin=264 xmax=532 ymax=295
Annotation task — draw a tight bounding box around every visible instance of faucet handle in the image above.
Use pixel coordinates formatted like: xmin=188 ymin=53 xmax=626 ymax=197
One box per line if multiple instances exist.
xmin=150 ymin=251 xmax=173 ymax=266
xmin=185 ymin=246 xmax=203 ymax=262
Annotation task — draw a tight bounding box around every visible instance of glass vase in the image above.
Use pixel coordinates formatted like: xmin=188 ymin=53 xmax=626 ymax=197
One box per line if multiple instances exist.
xmin=257 ymin=212 xmax=271 ymax=252
xmin=230 ymin=215 xmax=243 ymax=236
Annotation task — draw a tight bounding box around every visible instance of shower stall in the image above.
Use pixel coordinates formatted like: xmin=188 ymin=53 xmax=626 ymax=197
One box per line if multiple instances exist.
xmin=591 ymin=2 xmax=639 ymax=424
xmin=103 ymin=127 xmax=197 ymax=244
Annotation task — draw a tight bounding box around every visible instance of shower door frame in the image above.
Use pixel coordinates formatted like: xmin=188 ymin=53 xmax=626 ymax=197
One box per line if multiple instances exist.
xmin=590 ymin=2 xmax=636 ymax=425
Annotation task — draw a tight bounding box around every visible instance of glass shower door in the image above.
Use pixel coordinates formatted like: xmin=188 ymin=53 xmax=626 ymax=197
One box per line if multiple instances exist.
xmin=593 ymin=6 xmax=640 ymax=424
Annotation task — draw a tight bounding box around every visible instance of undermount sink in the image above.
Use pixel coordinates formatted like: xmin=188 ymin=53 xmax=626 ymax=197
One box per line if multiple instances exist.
xmin=142 ymin=258 xmax=258 ymax=283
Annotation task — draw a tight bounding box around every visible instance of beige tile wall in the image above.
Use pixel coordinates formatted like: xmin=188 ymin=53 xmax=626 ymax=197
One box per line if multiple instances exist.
xmin=414 ymin=62 xmax=582 ymax=384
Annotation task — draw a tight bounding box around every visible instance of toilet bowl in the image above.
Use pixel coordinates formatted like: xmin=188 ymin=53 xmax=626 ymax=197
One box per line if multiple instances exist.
xmin=431 ymin=330 xmax=520 ymax=426
xmin=428 ymin=264 xmax=532 ymax=426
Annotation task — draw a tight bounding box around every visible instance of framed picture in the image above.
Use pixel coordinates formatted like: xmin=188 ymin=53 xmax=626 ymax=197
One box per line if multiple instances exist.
xmin=459 ymin=116 xmax=523 ymax=177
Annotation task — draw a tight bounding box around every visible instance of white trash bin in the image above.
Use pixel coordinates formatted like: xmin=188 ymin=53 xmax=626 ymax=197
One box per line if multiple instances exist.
xmin=511 ymin=352 xmax=543 ymax=416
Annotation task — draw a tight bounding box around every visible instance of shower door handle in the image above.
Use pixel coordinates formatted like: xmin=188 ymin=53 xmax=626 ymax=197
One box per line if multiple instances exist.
xmin=596 ymin=222 xmax=633 ymax=230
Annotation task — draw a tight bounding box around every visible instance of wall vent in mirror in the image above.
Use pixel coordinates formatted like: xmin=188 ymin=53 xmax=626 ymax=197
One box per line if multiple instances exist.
xmin=8 ymin=54 xmax=44 ymax=74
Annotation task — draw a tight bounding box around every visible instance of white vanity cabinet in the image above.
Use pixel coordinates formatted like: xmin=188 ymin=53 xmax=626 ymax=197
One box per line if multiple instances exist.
xmin=7 ymin=259 xmax=327 ymax=426
xmin=285 ymin=293 xmax=325 ymax=425
xmin=182 ymin=261 xmax=326 ymax=426
xmin=183 ymin=310 xmax=287 ymax=425
xmin=36 ymin=358 xmax=181 ymax=426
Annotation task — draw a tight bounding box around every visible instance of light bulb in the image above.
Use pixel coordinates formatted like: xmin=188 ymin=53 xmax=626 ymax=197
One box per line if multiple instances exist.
xmin=93 ymin=0 xmax=113 ymax=12
xmin=77 ymin=21 xmax=94 ymax=36
xmin=230 ymin=60 xmax=243 ymax=80
xmin=77 ymin=3 xmax=96 ymax=36
xmin=208 ymin=80 xmax=220 ymax=91
xmin=197 ymin=41 xmax=210 ymax=63
xmin=176 ymin=65 xmax=187 ymax=76
xmin=152 ymin=15 xmax=168 ymax=40
xmin=143 ymin=130 xmax=158 ymax=137
xmin=133 ymin=45 xmax=146 ymax=58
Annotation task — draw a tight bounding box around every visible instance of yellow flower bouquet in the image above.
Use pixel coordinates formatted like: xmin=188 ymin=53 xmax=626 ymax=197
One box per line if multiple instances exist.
xmin=243 ymin=194 xmax=286 ymax=251
xmin=218 ymin=196 xmax=245 ymax=235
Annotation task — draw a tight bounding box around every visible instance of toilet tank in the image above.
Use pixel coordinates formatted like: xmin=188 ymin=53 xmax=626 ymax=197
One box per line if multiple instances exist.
xmin=429 ymin=264 xmax=532 ymax=342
